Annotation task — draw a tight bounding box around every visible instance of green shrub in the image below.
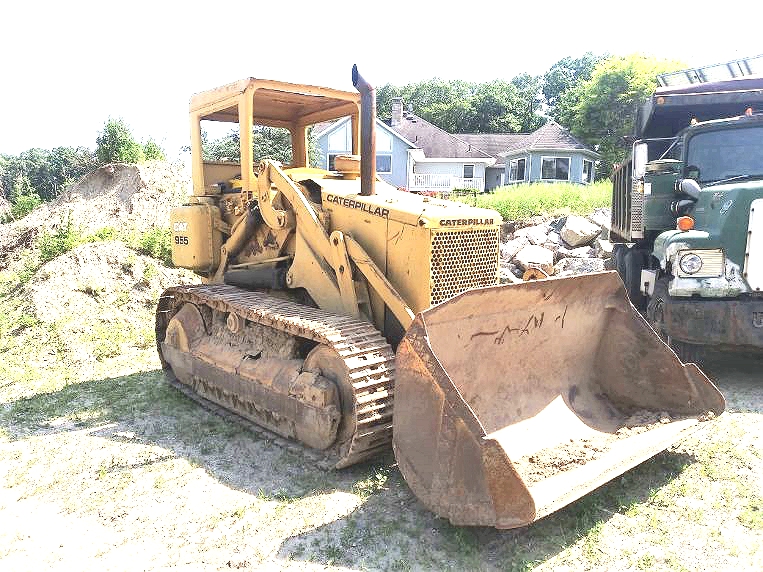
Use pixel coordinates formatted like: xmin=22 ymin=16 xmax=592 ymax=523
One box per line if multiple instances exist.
xmin=459 ymin=180 xmax=611 ymax=221
xmin=2 ymin=193 xmax=41 ymax=223
xmin=96 ymin=118 xmax=145 ymax=165
xmin=135 ymin=228 xmax=173 ymax=266
xmin=84 ymin=226 xmax=119 ymax=242
xmin=142 ymin=139 xmax=166 ymax=161
xmin=37 ymin=216 xmax=82 ymax=263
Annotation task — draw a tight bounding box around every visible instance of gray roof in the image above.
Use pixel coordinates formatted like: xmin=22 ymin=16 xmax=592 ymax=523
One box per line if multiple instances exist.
xmin=453 ymin=122 xmax=597 ymax=165
xmin=384 ymin=114 xmax=493 ymax=159
xmin=497 ymin=121 xmax=598 ymax=157
xmin=454 ymin=133 xmax=528 ymax=159
xmin=318 ymin=113 xmax=598 ymax=163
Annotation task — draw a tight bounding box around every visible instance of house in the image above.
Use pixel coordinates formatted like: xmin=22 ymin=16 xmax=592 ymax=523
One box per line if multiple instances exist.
xmin=314 ymin=115 xmax=414 ymax=190
xmin=385 ymin=99 xmax=495 ymax=193
xmin=314 ymin=99 xmax=598 ymax=193
xmin=494 ymin=121 xmax=599 ymax=186
xmin=451 ymin=133 xmax=527 ymax=190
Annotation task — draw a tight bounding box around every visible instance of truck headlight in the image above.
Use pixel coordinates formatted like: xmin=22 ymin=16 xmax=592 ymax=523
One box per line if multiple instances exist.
xmin=675 ymin=249 xmax=724 ymax=278
xmin=679 ymin=253 xmax=703 ymax=274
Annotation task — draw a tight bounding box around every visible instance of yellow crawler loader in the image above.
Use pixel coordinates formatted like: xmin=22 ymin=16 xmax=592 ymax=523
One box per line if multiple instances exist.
xmin=156 ymin=66 xmax=724 ymax=528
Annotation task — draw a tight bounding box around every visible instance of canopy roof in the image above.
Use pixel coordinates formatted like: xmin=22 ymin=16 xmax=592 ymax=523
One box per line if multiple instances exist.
xmin=190 ymin=78 xmax=360 ymax=128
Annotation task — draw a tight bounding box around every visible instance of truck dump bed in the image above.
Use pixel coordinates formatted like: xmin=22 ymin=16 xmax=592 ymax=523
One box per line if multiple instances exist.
xmin=637 ymin=76 xmax=763 ymax=138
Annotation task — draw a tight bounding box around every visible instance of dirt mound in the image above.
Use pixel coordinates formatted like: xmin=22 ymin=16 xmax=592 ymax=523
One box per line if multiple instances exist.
xmin=53 ymin=161 xmax=191 ymax=232
xmin=0 ymin=160 xmax=191 ymax=264
xmin=24 ymin=241 xmax=199 ymax=376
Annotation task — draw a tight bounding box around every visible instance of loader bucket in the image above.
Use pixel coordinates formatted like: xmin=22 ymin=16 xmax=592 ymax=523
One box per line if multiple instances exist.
xmin=393 ymin=271 xmax=724 ymax=529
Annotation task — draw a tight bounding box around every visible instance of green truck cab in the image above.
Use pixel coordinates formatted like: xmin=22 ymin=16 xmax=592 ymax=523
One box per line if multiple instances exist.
xmin=611 ymin=63 xmax=763 ymax=355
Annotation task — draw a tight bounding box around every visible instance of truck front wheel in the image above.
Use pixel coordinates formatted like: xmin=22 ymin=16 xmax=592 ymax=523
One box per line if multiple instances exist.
xmin=613 ymin=244 xmax=627 ymax=282
xmin=624 ymin=249 xmax=646 ymax=310
xmin=646 ymin=277 xmax=706 ymax=363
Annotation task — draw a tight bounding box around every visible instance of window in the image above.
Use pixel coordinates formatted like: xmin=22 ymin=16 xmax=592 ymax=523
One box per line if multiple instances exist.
xmin=376 ymin=154 xmax=392 ymax=174
xmin=686 ymin=126 xmax=763 ymax=184
xmin=328 ymin=124 xmax=351 ymax=152
xmin=582 ymin=159 xmax=594 ymax=184
xmin=541 ymin=157 xmax=570 ymax=181
xmin=376 ymin=129 xmax=392 ymax=152
xmin=509 ymin=158 xmax=526 ymax=182
xmin=328 ymin=153 xmax=340 ymax=171
xmin=463 ymin=164 xmax=474 ymax=179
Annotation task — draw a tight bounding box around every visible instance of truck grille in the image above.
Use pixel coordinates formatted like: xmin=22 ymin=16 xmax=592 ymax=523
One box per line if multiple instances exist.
xmin=430 ymin=228 xmax=499 ymax=306
xmin=746 ymin=199 xmax=763 ymax=292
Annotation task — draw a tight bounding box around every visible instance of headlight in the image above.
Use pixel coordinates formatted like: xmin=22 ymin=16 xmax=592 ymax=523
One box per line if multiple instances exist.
xmin=674 ymin=249 xmax=725 ymax=278
xmin=679 ymin=253 xmax=703 ymax=274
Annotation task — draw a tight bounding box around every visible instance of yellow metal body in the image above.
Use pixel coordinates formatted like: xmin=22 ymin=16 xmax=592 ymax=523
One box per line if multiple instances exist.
xmin=189 ymin=78 xmax=361 ymax=196
xmin=170 ymin=203 xmax=224 ymax=272
xmin=174 ymin=77 xmax=503 ymax=337
xmin=163 ymin=72 xmax=725 ymax=529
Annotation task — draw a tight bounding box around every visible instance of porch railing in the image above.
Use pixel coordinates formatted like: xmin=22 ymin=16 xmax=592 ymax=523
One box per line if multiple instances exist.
xmin=410 ymin=173 xmax=484 ymax=191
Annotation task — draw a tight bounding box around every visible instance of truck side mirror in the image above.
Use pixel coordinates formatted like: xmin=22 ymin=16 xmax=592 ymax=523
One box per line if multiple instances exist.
xmin=679 ymin=178 xmax=701 ymax=200
xmin=684 ymin=164 xmax=700 ymax=180
xmin=633 ymin=143 xmax=648 ymax=179
xmin=671 ymin=198 xmax=696 ymax=215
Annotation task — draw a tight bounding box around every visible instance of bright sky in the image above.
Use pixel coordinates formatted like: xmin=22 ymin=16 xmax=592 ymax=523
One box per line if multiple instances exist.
xmin=2 ymin=0 xmax=761 ymax=158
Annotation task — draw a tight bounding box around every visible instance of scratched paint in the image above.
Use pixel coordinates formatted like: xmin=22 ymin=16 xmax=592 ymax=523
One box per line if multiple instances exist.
xmin=470 ymin=305 xmax=569 ymax=345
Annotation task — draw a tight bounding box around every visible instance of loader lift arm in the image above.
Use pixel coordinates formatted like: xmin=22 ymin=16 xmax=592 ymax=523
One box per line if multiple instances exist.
xmin=255 ymin=159 xmax=414 ymax=330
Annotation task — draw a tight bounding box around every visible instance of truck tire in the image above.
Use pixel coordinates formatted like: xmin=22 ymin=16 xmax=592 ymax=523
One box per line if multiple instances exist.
xmin=624 ymin=249 xmax=646 ymax=310
xmin=613 ymin=244 xmax=627 ymax=283
xmin=646 ymin=277 xmax=706 ymax=364
xmin=670 ymin=340 xmax=707 ymax=364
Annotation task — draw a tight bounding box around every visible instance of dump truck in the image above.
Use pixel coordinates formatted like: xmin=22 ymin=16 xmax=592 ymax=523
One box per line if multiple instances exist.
xmin=156 ymin=66 xmax=724 ymax=529
xmin=610 ymin=56 xmax=763 ymax=357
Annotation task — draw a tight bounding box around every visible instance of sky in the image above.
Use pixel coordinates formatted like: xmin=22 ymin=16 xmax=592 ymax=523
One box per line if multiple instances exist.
xmin=2 ymin=0 xmax=762 ymax=158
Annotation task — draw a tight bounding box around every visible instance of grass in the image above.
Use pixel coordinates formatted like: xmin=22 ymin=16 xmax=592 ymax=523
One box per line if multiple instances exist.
xmin=454 ymin=180 xmax=611 ymax=221
xmin=9 ymin=220 xmax=174 ymax=289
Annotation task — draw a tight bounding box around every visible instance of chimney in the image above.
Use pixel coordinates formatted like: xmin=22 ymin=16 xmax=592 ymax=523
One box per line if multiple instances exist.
xmin=391 ymin=97 xmax=403 ymax=127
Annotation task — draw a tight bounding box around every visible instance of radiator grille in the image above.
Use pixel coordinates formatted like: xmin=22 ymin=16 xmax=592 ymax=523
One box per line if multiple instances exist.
xmin=430 ymin=228 xmax=499 ymax=306
xmin=630 ymin=186 xmax=644 ymax=239
xmin=745 ymin=199 xmax=763 ymax=291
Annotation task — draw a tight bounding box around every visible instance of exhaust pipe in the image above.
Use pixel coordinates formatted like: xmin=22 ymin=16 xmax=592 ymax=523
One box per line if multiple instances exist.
xmin=352 ymin=64 xmax=375 ymax=196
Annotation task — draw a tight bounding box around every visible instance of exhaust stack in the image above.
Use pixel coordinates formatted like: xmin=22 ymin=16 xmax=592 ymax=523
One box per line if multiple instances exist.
xmin=352 ymin=64 xmax=376 ymax=196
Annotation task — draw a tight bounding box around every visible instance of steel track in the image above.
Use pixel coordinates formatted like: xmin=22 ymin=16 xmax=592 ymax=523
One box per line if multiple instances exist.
xmin=156 ymin=284 xmax=395 ymax=469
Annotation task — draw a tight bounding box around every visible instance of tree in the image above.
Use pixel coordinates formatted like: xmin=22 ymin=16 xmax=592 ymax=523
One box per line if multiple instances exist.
xmin=142 ymin=138 xmax=166 ymax=161
xmin=47 ymin=146 xmax=98 ymax=197
xmin=468 ymin=81 xmax=523 ymax=133
xmin=543 ymin=53 xmax=604 ymax=117
xmin=0 ymin=146 xmax=96 ymax=210
xmin=96 ymin=118 xmax=145 ymax=164
xmin=203 ymin=126 xmax=321 ymax=167
xmin=377 ymin=77 xmax=542 ymax=134
xmin=559 ymin=54 xmax=685 ymax=176
xmin=510 ymin=73 xmax=544 ymax=132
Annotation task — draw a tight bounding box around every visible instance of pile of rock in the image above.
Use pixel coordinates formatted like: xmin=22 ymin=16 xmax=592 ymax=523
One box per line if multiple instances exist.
xmin=500 ymin=208 xmax=614 ymax=282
